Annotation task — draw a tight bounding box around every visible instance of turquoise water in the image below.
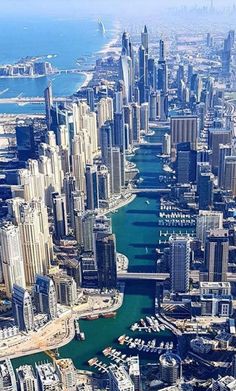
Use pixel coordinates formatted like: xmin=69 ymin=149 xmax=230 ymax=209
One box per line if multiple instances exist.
xmin=13 ymin=135 xmax=176 ymax=370
xmin=0 ymin=17 xmax=117 ymax=114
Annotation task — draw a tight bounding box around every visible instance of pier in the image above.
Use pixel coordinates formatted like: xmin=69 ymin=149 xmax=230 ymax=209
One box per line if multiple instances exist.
xmin=118 ymin=335 xmax=174 ymax=354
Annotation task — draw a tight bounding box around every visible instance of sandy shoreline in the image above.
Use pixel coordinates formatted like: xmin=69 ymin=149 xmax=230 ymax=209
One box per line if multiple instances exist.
xmin=78 ymin=71 xmax=94 ymax=89
xmin=98 ymin=36 xmax=120 ymax=56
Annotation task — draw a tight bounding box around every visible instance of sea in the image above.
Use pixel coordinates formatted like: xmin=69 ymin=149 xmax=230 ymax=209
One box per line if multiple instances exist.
xmin=0 ymin=17 xmax=118 ymax=114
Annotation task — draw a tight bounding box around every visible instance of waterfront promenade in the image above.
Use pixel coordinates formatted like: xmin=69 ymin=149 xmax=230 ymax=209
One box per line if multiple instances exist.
xmin=0 ymin=288 xmax=124 ymax=361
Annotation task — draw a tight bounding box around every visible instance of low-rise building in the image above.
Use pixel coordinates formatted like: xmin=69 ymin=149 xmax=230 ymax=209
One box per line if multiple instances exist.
xmin=16 ymin=365 xmax=38 ymax=391
xmin=109 ymin=365 xmax=134 ymax=391
xmin=0 ymin=359 xmax=17 ymax=391
xmin=35 ymin=362 xmax=60 ymax=391
xmin=55 ymin=359 xmax=77 ymax=391
xmin=215 ymin=332 xmax=232 ymax=349
xmin=212 ymin=376 xmax=236 ymax=390
xmin=200 ymin=282 xmax=232 ymax=317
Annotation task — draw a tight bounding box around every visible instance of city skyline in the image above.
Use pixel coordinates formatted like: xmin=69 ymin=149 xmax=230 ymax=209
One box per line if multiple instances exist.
xmin=0 ymin=1 xmax=236 ymax=389
xmin=1 ymin=0 xmax=236 ymax=19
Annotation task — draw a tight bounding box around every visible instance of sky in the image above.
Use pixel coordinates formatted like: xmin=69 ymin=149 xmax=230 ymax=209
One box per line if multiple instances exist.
xmin=1 ymin=0 xmax=236 ymax=19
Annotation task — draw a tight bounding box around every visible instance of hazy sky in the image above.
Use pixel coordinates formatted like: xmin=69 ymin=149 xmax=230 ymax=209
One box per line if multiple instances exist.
xmin=1 ymin=0 xmax=236 ymax=18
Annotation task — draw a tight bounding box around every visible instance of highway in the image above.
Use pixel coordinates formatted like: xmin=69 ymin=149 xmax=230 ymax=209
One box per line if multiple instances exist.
xmin=0 ymin=97 xmax=72 ymax=104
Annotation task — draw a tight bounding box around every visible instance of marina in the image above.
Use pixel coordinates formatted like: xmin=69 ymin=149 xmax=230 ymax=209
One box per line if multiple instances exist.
xmin=118 ymin=335 xmax=174 ymax=354
xmin=157 ymin=211 xmax=196 ymax=227
xmin=130 ymin=316 xmax=166 ymax=333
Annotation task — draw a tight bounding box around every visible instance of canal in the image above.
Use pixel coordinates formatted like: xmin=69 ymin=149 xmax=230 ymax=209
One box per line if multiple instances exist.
xmin=13 ymin=129 xmax=174 ymax=370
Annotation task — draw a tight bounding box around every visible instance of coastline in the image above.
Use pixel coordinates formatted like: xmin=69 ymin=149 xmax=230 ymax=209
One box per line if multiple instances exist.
xmin=97 ymin=35 xmax=120 ymax=56
xmin=78 ymin=71 xmax=94 ymax=89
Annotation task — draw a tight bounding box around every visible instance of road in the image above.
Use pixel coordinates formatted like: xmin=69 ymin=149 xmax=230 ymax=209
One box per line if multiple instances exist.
xmin=0 ymin=97 xmax=72 ymax=104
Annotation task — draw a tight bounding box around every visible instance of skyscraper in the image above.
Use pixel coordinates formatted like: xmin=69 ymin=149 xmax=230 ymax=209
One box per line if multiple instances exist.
xmin=163 ymin=133 xmax=171 ymax=156
xmin=176 ymin=142 xmax=197 ymax=184
xmin=218 ymin=144 xmax=232 ymax=188
xmin=12 ymin=284 xmax=34 ymax=332
xmin=196 ymin=211 xmax=223 ymax=246
xmin=140 ymin=103 xmax=149 ymax=133
xmin=141 ymin=25 xmax=148 ymax=53
xmin=53 ymin=274 xmax=77 ymax=306
xmin=114 ymin=112 xmax=125 ymax=149
xmin=170 ymin=236 xmax=190 ymax=293
xmin=97 ymin=97 xmax=114 ymax=129
xmin=94 ymin=225 xmax=117 ymax=290
xmin=34 ymin=275 xmax=57 ymax=320
xmin=171 ymin=116 xmax=198 ymax=156
xmin=205 ymin=229 xmax=229 ymax=282
xmin=119 ymin=49 xmax=133 ymax=104
xmin=208 ymin=128 xmax=232 ymax=174
xmin=44 ymin=84 xmax=53 ymax=130
xmin=98 ymin=165 xmax=111 ymax=201
xmin=158 ymin=39 xmax=168 ymax=94
xmin=109 ymin=147 xmax=122 ymax=194
xmin=16 ymin=120 xmax=35 ymax=162
xmin=86 ymin=87 xmax=95 ymax=111
xmin=159 ymin=353 xmax=182 ymax=385
xmin=147 ymin=58 xmax=156 ymax=90
xmin=85 ymin=165 xmax=99 ymax=210
xmin=222 ymin=31 xmax=234 ymax=77
xmin=52 ymin=192 xmax=68 ymax=240
xmin=63 ymin=174 xmax=76 ymax=218
xmin=132 ymin=103 xmax=141 ymax=143
xmin=222 ymin=156 xmax=236 ymax=196
xmin=138 ymin=45 xmax=146 ymax=104
xmin=149 ymin=92 xmax=157 ymax=121
xmin=0 ymin=222 xmax=26 ymax=298
xmin=17 ymin=200 xmax=52 ymax=285
xmin=81 ymin=210 xmax=97 ymax=252
xmin=122 ymin=31 xmax=131 ymax=57
xmin=197 ymin=172 xmax=214 ymax=210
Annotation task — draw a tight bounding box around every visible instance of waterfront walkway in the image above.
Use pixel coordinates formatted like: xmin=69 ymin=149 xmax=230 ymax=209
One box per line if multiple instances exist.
xmin=0 ymin=288 xmax=125 ymax=361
